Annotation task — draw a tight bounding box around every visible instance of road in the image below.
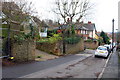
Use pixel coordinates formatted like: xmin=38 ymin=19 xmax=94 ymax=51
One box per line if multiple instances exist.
xmin=2 ymin=50 xmax=92 ymax=78
xmin=2 ymin=49 xmax=109 ymax=78
xmin=21 ymin=54 xmax=107 ymax=78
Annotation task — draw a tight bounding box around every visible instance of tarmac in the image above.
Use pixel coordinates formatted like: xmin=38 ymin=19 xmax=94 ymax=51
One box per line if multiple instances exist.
xmin=34 ymin=48 xmax=119 ymax=78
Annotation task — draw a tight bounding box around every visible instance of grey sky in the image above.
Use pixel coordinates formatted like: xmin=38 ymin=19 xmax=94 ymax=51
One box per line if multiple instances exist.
xmin=29 ymin=0 xmax=120 ymax=32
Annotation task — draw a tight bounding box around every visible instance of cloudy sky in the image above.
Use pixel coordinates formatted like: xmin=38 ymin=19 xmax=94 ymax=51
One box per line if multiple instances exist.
xmin=29 ymin=0 xmax=120 ymax=32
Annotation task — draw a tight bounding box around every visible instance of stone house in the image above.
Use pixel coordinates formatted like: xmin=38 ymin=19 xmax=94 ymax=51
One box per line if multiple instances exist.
xmin=1 ymin=2 xmax=39 ymax=37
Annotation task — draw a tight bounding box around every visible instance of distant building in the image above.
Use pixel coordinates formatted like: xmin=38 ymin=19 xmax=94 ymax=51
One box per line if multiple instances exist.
xmin=74 ymin=21 xmax=98 ymax=40
xmin=52 ymin=21 xmax=99 ymax=40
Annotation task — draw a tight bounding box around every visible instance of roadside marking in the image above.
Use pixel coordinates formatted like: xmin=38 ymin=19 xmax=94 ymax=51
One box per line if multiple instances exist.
xmin=97 ymin=50 xmax=114 ymax=79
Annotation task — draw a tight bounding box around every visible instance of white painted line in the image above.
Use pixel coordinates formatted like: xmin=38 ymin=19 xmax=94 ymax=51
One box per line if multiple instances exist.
xmin=97 ymin=51 xmax=114 ymax=79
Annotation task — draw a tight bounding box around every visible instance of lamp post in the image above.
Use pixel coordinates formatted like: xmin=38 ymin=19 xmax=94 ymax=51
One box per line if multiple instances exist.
xmin=116 ymin=29 xmax=118 ymax=45
xmin=112 ymin=19 xmax=114 ymax=52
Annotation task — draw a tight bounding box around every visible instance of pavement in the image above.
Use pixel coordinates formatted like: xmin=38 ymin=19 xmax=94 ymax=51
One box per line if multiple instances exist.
xmin=118 ymin=50 xmax=120 ymax=78
xmin=100 ymin=48 xmax=119 ymax=78
xmin=35 ymin=49 xmax=59 ymax=61
xmin=35 ymin=49 xmax=94 ymax=61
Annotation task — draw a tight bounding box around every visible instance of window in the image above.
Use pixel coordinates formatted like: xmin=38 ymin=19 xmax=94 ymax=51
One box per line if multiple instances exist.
xmin=81 ymin=30 xmax=83 ymax=34
xmin=97 ymin=47 xmax=107 ymax=51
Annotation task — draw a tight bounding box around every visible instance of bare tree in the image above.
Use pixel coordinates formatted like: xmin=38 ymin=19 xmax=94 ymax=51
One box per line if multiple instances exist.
xmin=2 ymin=0 xmax=37 ymax=17
xmin=14 ymin=0 xmax=37 ymax=16
xmin=53 ymin=0 xmax=93 ymax=24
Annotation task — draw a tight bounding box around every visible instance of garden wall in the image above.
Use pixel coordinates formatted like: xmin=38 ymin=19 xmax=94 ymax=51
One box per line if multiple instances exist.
xmin=36 ymin=39 xmax=84 ymax=56
xmin=65 ymin=39 xmax=84 ymax=54
xmin=11 ymin=40 xmax=36 ymax=62
xmin=36 ymin=41 xmax=63 ymax=56
xmin=84 ymin=41 xmax=98 ymax=49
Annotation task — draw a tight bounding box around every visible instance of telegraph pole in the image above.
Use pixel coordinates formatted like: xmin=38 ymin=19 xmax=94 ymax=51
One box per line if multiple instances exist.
xmin=112 ymin=19 xmax=114 ymax=52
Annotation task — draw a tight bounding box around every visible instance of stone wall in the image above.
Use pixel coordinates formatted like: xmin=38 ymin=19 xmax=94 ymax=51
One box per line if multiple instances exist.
xmin=36 ymin=41 xmax=63 ymax=56
xmin=11 ymin=40 xmax=36 ymax=62
xmin=65 ymin=39 xmax=84 ymax=54
xmin=84 ymin=41 xmax=98 ymax=49
xmin=36 ymin=39 xmax=84 ymax=56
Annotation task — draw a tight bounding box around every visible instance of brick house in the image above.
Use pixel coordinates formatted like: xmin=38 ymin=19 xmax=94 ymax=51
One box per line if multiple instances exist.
xmin=74 ymin=21 xmax=99 ymax=40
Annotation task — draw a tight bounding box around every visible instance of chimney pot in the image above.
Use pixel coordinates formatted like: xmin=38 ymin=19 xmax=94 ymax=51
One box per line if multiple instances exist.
xmin=88 ymin=21 xmax=91 ymax=24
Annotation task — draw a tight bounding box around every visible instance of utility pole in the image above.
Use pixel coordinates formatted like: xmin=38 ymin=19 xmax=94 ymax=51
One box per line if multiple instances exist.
xmin=112 ymin=19 xmax=114 ymax=52
xmin=116 ymin=29 xmax=118 ymax=45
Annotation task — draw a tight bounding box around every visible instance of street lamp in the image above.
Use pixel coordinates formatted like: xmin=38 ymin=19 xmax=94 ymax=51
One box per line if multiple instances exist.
xmin=112 ymin=19 xmax=114 ymax=52
xmin=116 ymin=29 xmax=118 ymax=45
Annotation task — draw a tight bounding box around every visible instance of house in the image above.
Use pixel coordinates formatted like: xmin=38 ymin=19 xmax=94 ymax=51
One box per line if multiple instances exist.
xmin=74 ymin=21 xmax=99 ymax=40
xmin=1 ymin=2 xmax=39 ymax=37
xmin=32 ymin=16 xmax=42 ymax=28
xmin=50 ymin=21 xmax=99 ymax=40
xmin=2 ymin=2 xmax=27 ymax=30
xmin=21 ymin=16 xmax=38 ymax=34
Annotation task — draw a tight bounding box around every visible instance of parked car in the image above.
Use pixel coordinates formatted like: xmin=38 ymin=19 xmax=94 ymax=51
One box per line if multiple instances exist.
xmin=110 ymin=42 xmax=116 ymax=51
xmin=94 ymin=46 xmax=109 ymax=58
xmin=113 ymin=42 xmax=117 ymax=47
xmin=104 ymin=44 xmax=111 ymax=53
xmin=116 ymin=43 xmax=120 ymax=51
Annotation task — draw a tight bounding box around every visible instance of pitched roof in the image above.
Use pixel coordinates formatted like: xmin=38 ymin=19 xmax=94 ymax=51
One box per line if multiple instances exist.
xmin=2 ymin=2 xmax=27 ymax=23
xmin=32 ymin=16 xmax=42 ymax=26
xmin=83 ymin=23 xmax=96 ymax=31
xmin=74 ymin=23 xmax=96 ymax=31
xmin=51 ymin=22 xmax=96 ymax=31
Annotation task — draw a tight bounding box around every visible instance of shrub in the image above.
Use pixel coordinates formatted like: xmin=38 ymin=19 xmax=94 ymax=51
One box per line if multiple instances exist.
xmin=64 ymin=36 xmax=81 ymax=44
xmin=2 ymin=29 xmax=8 ymax=38
xmin=37 ymin=33 xmax=62 ymax=43
xmin=85 ymin=39 xmax=93 ymax=42
xmin=71 ymin=25 xmax=75 ymax=35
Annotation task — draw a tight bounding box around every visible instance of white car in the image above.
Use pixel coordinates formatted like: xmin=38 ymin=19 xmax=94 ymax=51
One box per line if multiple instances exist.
xmin=104 ymin=44 xmax=111 ymax=53
xmin=94 ymin=46 xmax=109 ymax=58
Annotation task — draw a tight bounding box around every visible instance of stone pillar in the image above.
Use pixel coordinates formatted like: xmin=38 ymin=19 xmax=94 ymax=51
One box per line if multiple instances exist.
xmin=11 ymin=40 xmax=35 ymax=62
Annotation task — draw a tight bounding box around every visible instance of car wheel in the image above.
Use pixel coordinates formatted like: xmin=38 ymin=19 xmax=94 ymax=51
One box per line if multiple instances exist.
xmin=94 ymin=55 xmax=97 ymax=58
xmin=104 ymin=55 xmax=108 ymax=59
xmin=105 ymin=57 xmax=108 ymax=59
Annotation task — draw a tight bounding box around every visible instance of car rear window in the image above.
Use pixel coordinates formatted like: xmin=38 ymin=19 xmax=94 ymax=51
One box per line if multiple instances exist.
xmin=97 ymin=47 xmax=107 ymax=50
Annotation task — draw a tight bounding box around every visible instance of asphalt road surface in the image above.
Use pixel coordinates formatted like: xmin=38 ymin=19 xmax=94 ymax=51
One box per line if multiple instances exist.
xmin=2 ymin=51 xmax=91 ymax=78
xmin=2 ymin=49 xmax=108 ymax=78
xmin=21 ymin=55 xmax=107 ymax=78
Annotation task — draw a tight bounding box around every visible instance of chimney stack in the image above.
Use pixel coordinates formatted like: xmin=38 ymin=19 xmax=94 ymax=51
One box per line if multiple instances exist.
xmin=88 ymin=21 xmax=91 ymax=24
